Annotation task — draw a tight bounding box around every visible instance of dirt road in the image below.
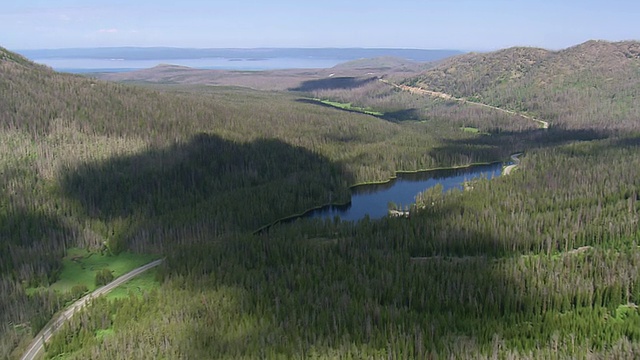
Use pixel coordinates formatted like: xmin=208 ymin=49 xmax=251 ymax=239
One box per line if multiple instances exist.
xmin=20 ymin=259 xmax=164 ymax=360
xmin=382 ymin=80 xmax=549 ymax=129
xmin=502 ymin=153 xmax=523 ymax=175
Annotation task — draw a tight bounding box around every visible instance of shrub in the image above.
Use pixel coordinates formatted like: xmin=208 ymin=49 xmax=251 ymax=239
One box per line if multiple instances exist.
xmin=95 ymin=269 xmax=114 ymax=287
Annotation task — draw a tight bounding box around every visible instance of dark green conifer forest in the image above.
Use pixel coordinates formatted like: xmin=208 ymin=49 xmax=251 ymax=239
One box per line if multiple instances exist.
xmin=2 ymin=41 xmax=640 ymax=358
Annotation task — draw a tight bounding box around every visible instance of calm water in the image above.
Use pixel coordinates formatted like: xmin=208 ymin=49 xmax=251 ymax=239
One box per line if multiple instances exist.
xmin=33 ymin=57 xmax=347 ymax=73
xmin=303 ymin=162 xmax=502 ymax=223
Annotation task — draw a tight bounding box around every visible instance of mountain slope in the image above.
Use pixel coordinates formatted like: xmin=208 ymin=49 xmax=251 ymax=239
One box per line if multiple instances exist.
xmin=1 ymin=46 xmax=48 ymax=69
xmin=330 ymin=56 xmax=432 ymax=72
xmin=95 ymin=56 xmax=429 ymax=91
xmin=1 ymin=45 xmax=456 ymax=358
xmin=4 ymin=44 xmax=495 ymax=358
xmin=406 ymin=40 xmax=640 ymax=130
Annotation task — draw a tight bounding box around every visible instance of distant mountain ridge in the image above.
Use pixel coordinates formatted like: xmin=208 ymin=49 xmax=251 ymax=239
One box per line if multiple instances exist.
xmin=95 ymin=56 xmax=429 ymax=91
xmin=331 ymin=56 xmax=431 ymax=71
xmin=409 ymin=40 xmax=640 ymax=91
xmin=405 ymin=40 xmax=640 ymax=130
xmin=16 ymin=47 xmax=463 ymax=62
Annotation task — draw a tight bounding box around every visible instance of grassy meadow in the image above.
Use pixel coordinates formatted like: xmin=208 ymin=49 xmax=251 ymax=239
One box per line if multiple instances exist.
xmin=47 ymin=248 xmax=159 ymax=293
xmin=306 ymin=98 xmax=385 ymax=116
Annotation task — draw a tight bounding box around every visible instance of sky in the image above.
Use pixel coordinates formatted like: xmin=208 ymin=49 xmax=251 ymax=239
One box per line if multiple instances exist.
xmin=1 ymin=0 xmax=639 ymax=51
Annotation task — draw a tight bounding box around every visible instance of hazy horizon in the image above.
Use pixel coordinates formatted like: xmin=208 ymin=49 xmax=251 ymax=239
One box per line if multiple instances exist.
xmin=15 ymin=48 xmax=462 ymax=73
xmin=2 ymin=0 xmax=639 ymax=52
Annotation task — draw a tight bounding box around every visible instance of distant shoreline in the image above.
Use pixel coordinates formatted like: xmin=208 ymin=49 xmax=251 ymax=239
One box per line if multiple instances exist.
xmin=16 ymin=47 xmax=463 ymax=61
xmin=32 ymin=57 xmax=351 ymax=73
xmin=18 ymin=47 xmax=463 ymax=74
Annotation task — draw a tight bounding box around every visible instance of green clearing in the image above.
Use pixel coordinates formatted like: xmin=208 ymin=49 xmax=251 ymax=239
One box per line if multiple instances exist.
xmin=95 ymin=328 xmax=115 ymax=342
xmin=48 ymin=248 xmax=159 ymax=293
xmin=311 ymin=98 xmax=384 ymax=116
xmin=105 ymin=270 xmax=159 ymax=301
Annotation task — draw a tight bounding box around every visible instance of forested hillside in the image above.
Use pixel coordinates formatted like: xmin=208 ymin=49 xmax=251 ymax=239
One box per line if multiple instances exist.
xmin=0 ymin=46 xmax=491 ymax=358
xmin=405 ymin=40 xmax=640 ymax=130
xmin=3 ymin=40 xmax=640 ymax=358
xmin=40 ymin=138 xmax=640 ymax=359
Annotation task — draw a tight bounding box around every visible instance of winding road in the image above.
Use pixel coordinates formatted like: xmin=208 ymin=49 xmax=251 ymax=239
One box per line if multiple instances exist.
xmin=502 ymin=153 xmax=523 ymax=176
xmin=20 ymin=80 xmax=536 ymax=360
xmin=380 ymin=80 xmax=536 ymax=177
xmin=20 ymin=259 xmax=164 ymax=360
xmin=381 ymin=80 xmax=550 ymax=129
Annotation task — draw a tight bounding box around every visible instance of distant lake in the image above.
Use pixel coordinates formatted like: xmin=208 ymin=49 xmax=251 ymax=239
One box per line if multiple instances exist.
xmin=306 ymin=163 xmax=502 ymax=222
xmin=32 ymin=57 xmax=347 ymax=73
xmin=257 ymin=162 xmax=502 ymax=233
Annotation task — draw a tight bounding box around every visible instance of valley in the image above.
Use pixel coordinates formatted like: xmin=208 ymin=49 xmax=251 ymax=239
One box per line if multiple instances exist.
xmin=2 ymin=40 xmax=640 ymax=358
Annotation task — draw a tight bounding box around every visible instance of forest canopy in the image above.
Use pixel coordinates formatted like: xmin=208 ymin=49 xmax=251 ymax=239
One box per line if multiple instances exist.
xmin=2 ymin=41 xmax=640 ymax=359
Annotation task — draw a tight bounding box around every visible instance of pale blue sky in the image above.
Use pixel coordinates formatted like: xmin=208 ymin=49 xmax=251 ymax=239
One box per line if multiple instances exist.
xmin=2 ymin=0 xmax=639 ymax=50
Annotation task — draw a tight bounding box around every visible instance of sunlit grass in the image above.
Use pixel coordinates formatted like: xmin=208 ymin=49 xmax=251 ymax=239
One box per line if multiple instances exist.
xmin=48 ymin=248 xmax=159 ymax=293
xmin=309 ymin=98 xmax=384 ymax=116
xmin=95 ymin=328 xmax=115 ymax=342
xmin=105 ymin=270 xmax=159 ymax=301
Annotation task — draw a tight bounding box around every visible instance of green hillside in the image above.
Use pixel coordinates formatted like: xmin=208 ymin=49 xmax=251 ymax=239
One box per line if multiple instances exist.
xmin=405 ymin=40 xmax=640 ymax=130
xmin=3 ymin=41 xmax=640 ymax=359
xmin=0 ymin=46 xmax=483 ymax=358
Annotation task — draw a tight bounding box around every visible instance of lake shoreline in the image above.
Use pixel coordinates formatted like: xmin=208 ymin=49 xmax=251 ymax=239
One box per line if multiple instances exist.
xmin=254 ymin=160 xmax=504 ymax=234
xmin=349 ymin=160 xmax=503 ymax=189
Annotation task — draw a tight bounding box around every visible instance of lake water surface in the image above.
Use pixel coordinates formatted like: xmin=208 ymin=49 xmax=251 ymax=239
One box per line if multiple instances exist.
xmin=307 ymin=163 xmax=502 ymax=222
xmin=268 ymin=162 xmax=503 ymax=229
xmin=32 ymin=57 xmax=347 ymax=73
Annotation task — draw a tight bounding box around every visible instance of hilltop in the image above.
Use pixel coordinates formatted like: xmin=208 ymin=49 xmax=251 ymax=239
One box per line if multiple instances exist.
xmin=405 ymin=40 xmax=640 ymax=129
xmin=1 ymin=46 xmax=48 ymax=69
xmin=94 ymin=56 xmax=430 ymax=91
xmin=331 ymin=56 xmax=431 ymax=71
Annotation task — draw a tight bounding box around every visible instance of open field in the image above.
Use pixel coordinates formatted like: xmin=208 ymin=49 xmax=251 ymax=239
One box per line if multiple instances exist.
xmin=305 ymin=98 xmax=384 ymax=116
xmin=104 ymin=270 xmax=159 ymax=300
xmin=52 ymin=248 xmax=158 ymax=293
xmin=25 ymin=249 xmax=159 ymax=294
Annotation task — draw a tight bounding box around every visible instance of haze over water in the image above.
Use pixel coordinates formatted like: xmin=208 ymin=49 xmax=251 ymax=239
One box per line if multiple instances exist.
xmin=34 ymin=57 xmax=347 ymax=73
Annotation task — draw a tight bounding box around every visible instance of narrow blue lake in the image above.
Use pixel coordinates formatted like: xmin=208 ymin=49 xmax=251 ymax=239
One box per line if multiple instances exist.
xmin=304 ymin=162 xmax=502 ymax=222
